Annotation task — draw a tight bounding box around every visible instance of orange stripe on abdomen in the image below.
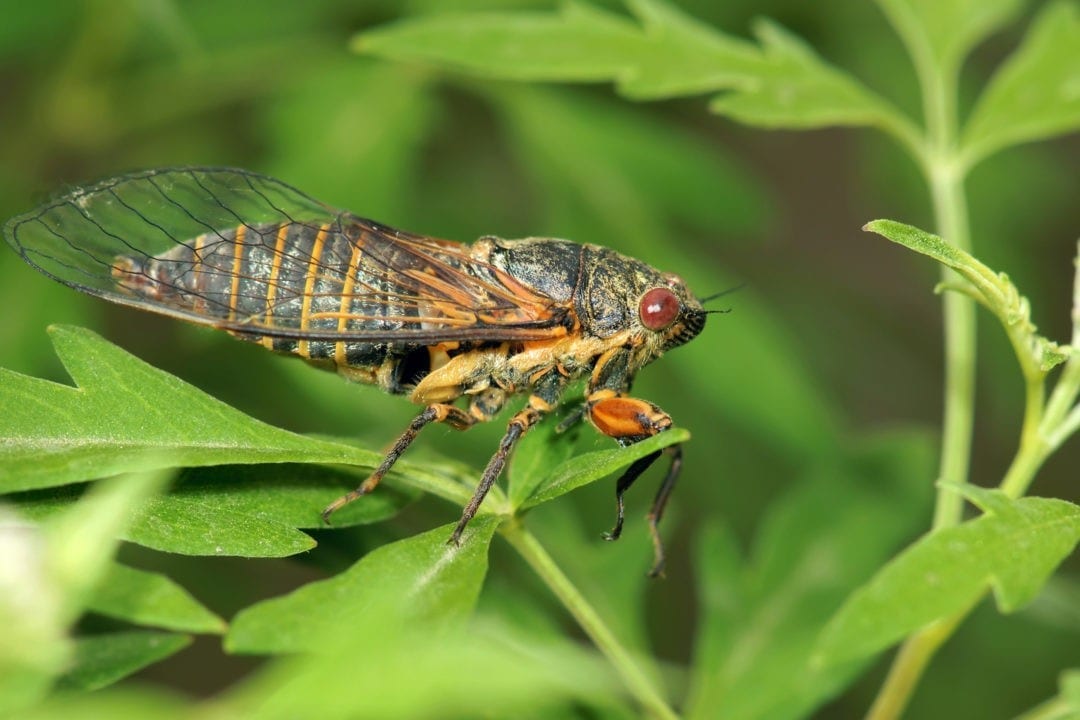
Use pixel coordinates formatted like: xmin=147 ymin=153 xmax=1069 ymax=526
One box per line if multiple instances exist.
xmin=334 ymin=234 xmax=365 ymax=366
xmin=227 ymin=224 xmax=247 ymax=322
xmin=261 ymin=223 xmax=291 ymax=349
xmin=297 ymin=223 xmax=330 ymax=358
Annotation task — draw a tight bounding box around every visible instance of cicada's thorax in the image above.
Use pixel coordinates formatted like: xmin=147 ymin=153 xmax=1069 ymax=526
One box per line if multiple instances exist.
xmin=407 ymin=238 xmax=661 ymax=407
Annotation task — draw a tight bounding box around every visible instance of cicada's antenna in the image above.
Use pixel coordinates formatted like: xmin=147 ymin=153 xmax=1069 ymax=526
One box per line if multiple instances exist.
xmin=699 ymin=284 xmax=744 ymax=314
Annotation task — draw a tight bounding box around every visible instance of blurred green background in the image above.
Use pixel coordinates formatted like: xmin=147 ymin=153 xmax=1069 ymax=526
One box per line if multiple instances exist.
xmin=1 ymin=1 xmax=1077 ymax=716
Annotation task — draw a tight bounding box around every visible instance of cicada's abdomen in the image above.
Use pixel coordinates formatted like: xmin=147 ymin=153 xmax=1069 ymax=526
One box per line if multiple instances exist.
xmin=110 ymin=221 xmax=417 ymax=384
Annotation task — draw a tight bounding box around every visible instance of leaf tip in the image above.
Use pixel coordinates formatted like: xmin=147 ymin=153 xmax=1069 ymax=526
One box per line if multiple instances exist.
xmin=45 ymin=323 xmax=79 ymax=339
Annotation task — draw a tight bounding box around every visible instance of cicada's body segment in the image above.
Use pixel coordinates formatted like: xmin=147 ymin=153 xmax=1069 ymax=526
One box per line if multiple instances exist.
xmin=4 ymin=167 xmax=713 ymax=576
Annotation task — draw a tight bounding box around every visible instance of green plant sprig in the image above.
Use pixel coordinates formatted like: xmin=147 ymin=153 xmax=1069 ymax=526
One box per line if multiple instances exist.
xmin=866 ymin=221 xmax=1077 ymax=494
xmin=857 ymin=225 xmax=1080 ymax=720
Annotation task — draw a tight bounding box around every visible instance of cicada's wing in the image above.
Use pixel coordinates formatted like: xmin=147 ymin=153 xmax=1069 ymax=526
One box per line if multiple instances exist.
xmin=5 ymin=168 xmax=568 ymax=343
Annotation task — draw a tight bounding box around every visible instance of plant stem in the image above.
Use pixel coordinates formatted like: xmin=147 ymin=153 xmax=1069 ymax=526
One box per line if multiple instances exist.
xmin=869 ymin=39 xmax=978 ymax=718
xmin=501 ymin=522 xmax=679 ymax=720
xmin=927 ymin=162 xmax=976 ymax=531
xmin=999 ymin=435 xmax=1050 ymax=499
xmin=1042 ymin=244 xmax=1080 ymax=450
xmin=932 ymin=279 xmax=976 ymax=528
xmin=865 ymin=613 xmax=964 ymax=720
xmin=997 ymin=363 xmax=1053 ymax=499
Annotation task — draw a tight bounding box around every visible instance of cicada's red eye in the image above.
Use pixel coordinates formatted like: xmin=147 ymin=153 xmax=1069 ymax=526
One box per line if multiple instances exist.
xmin=639 ymin=287 xmax=679 ymax=331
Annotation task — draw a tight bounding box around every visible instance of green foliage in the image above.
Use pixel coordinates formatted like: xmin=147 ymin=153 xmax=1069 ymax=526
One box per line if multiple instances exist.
xmin=687 ymin=433 xmax=935 ymax=719
xmin=874 ymin=0 xmax=1025 ymax=72
xmin=224 ymin=618 xmax=621 ymax=720
xmin=521 ymin=429 xmax=689 ymax=508
xmin=0 ymin=1 xmax=1077 ymax=719
xmin=0 ymin=326 xmax=383 ymax=494
xmin=60 ymin=632 xmax=192 ymax=691
xmin=358 ymin=0 xmax=911 ymax=135
xmin=963 ymin=2 xmax=1080 ymax=165
xmin=816 ymin=486 xmax=1080 ymax=665
xmin=865 ymin=220 xmax=1070 ymax=374
xmin=87 ymin=563 xmax=225 ymax=634
xmin=226 ymin=517 xmax=499 ymax=654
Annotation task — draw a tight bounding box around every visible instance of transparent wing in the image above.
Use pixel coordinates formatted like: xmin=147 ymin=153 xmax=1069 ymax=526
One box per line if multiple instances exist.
xmin=5 ymin=167 xmax=568 ymax=343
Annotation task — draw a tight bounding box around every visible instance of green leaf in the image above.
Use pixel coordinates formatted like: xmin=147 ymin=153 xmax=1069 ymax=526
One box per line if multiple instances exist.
xmin=962 ymin=2 xmax=1080 ymax=167
xmin=874 ymin=0 xmax=1025 ymax=71
xmin=521 ymin=428 xmax=689 ymax=509
xmin=0 ymin=325 xmax=384 ymax=494
xmin=865 ymin=220 xmax=1070 ymax=373
xmin=87 ymin=563 xmax=225 ymax=634
xmin=357 ymin=3 xmax=642 ymax=81
xmin=169 ymin=463 xmax=419 ymax=530
xmin=226 ymin=619 xmax=621 ymax=720
xmin=58 ymin=631 xmax=191 ymax=691
xmin=226 ymin=516 xmax=500 ymax=654
xmin=357 ymin=1 xmax=906 ymax=136
xmin=866 ymin=218 xmax=972 ymax=268
xmin=618 ymin=0 xmax=765 ymax=98
xmin=815 ymin=490 xmax=1080 ymax=666
xmin=356 ymin=1 xmax=757 ymax=98
xmin=687 ymin=431 xmax=935 ymax=719
xmin=708 ymin=18 xmax=902 ymax=131
xmin=12 ymin=483 xmax=317 ymax=558
xmin=6 ymin=687 xmax=190 ymax=720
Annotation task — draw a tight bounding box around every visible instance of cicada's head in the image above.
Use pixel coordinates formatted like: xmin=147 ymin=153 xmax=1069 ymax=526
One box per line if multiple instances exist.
xmin=578 ymin=246 xmax=707 ymax=360
xmin=634 ymin=271 xmax=707 ymax=352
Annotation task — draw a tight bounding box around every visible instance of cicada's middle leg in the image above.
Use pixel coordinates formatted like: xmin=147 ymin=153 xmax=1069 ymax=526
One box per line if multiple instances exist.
xmin=449 ymin=369 xmax=567 ymax=544
xmin=321 ymin=402 xmax=481 ymax=522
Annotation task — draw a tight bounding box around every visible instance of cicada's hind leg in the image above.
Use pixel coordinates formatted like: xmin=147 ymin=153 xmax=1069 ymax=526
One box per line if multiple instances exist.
xmin=644 ymin=445 xmax=682 ymax=577
xmin=448 ymin=370 xmax=566 ymax=545
xmin=321 ymin=402 xmax=478 ymax=523
xmin=585 ymin=347 xmax=682 ymax=577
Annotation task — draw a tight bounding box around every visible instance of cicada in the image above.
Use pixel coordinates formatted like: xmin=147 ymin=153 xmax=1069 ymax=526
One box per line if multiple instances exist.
xmin=5 ymin=168 xmax=711 ymax=576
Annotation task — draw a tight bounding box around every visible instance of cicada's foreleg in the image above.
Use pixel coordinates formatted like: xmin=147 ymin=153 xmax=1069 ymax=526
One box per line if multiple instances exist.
xmin=601 ymin=449 xmax=662 ymax=542
xmin=322 ymin=402 xmax=477 ymax=523
xmin=586 ymin=347 xmax=682 ymax=576
xmin=448 ymin=371 xmax=565 ymax=545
